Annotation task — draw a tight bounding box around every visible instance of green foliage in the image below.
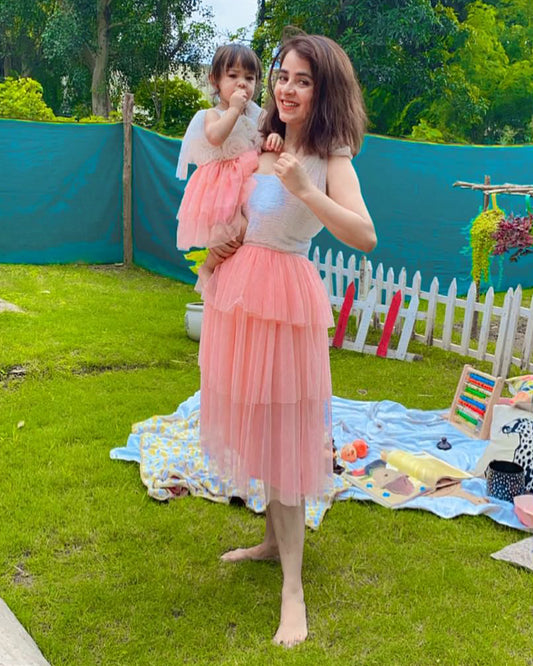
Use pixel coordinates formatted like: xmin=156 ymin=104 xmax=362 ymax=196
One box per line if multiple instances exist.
xmin=2 ymin=1 xmax=215 ymax=118
xmin=0 ymin=77 xmax=55 ymax=121
xmin=134 ymin=76 xmax=209 ymax=135
xmin=184 ymin=248 xmax=209 ymax=275
xmin=254 ymin=0 xmax=533 ymax=144
xmin=0 ymin=77 xmax=122 ymax=123
xmin=424 ymin=63 xmax=488 ymax=142
xmin=410 ymin=119 xmax=446 ymax=143
xmin=469 ymin=196 xmax=504 ymax=283
xmin=255 ymin=0 xmax=460 ymax=136
xmin=76 ymin=114 xmax=120 ymax=124
xmin=0 ymin=0 xmax=49 ymax=77
xmin=4 ymin=0 xmax=533 ymax=142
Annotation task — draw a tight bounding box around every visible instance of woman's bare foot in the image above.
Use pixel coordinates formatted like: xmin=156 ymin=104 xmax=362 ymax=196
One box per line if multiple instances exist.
xmin=220 ymin=542 xmax=279 ymax=562
xmin=273 ymin=589 xmax=308 ymax=647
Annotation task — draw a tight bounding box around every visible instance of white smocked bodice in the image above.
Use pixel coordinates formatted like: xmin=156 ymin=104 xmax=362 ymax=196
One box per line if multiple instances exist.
xmin=243 ymin=154 xmax=329 ymax=257
xmin=176 ymin=102 xmax=263 ymax=180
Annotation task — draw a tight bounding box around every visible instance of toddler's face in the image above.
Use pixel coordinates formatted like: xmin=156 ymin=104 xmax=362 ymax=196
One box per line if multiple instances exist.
xmin=216 ymin=63 xmax=256 ymax=108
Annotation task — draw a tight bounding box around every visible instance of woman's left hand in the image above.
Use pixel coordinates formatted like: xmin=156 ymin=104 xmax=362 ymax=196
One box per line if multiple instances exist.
xmin=273 ymin=152 xmax=313 ymax=199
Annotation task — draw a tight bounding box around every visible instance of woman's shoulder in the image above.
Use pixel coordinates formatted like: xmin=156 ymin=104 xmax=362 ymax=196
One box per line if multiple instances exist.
xmin=325 ymin=146 xmax=355 ymax=181
xmin=329 ymin=145 xmax=353 ymax=158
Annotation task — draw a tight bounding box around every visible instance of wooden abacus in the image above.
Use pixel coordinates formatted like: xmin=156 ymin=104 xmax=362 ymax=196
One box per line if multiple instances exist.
xmin=448 ymin=364 xmax=504 ymax=439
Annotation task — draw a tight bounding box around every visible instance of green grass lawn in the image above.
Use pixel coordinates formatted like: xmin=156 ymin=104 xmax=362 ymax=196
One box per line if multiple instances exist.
xmin=0 ymin=264 xmax=531 ymax=666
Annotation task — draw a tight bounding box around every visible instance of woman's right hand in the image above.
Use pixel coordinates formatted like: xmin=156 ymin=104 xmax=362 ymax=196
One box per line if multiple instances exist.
xmin=273 ymin=152 xmax=314 ymax=199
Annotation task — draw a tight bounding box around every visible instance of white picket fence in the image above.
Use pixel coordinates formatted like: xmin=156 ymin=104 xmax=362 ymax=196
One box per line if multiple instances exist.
xmin=312 ymin=248 xmax=533 ymax=377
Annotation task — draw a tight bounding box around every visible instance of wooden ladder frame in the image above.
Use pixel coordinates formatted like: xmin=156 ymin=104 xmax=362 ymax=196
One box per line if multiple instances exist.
xmin=331 ymin=286 xmax=420 ymax=362
xmin=448 ymin=364 xmax=504 ymax=439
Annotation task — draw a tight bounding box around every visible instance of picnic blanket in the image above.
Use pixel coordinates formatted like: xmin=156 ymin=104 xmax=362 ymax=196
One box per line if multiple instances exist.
xmin=110 ymin=392 xmax=530 ymax=531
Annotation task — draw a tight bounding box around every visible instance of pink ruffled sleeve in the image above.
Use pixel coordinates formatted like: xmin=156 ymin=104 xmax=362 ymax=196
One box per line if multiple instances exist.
xmin=176 ymin=110 xmax=208 ymax=180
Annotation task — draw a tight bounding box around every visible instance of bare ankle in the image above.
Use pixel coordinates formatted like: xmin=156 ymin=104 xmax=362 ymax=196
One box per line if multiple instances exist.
xmin=220 ymin=541 xmax=279 ymax=562
xmin=273 ymin=590 xmax=308 ymax=647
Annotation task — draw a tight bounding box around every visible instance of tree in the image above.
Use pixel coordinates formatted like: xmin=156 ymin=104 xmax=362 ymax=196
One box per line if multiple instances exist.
xmin=1 ymin=0 xmax=215 ymax=117
xmin=0 ymin=76 xmax=55 ymax=120
xmin=425 ymin=1 xmax=533 ymax=142
xmin=254 ymin=0 xmax=533 ymax=144
xmin=253 ymin=0 xmax=458 ymax=135
xmin=0 ymin=0 xmax=49 ymax=78
xmin=134 ymin=76 xmax=209 ymax=135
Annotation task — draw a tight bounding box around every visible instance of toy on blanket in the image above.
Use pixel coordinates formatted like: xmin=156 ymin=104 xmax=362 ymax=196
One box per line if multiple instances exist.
xmin=505 ymin=375 xmax=533 ymax=412
xmin=448 ymin=364 xmax=504 ymax=439
xmin=345 ymin=448 xmax=474 ymax=508
xmin=340 ymin=439 xmax=369 ymax=463
xmin=437 ymin=436 xmax=452 ymax=450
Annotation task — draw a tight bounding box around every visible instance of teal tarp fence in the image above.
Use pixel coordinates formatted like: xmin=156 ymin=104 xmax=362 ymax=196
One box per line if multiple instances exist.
xmin=2 ymin=120 xmax=533 ymax=294
xmin=131 ymin=126 xmax=192 ymax=283
xmin=313 ymin=135 xmax=533 ymax=295
xmin=0 ymin=119 xmax=123 ymax=264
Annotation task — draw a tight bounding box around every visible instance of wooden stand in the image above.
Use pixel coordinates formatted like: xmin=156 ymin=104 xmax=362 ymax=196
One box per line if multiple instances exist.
xmin=448 ymin=364 xmax=504 ymax=439
xmin=122 ymin=92 xmax=134 ymax=265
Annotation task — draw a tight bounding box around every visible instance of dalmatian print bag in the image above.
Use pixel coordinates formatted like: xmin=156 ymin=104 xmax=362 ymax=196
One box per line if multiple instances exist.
xmin=475 ymin=404 xmax=533 ymax=492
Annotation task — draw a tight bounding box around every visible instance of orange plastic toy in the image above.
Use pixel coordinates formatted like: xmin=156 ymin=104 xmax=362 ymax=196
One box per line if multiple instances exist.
xmin=340 ymin=439 xmax=369 ymax=463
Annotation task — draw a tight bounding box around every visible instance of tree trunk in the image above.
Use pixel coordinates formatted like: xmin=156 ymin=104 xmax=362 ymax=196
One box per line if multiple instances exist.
xmin=3 ymin=54 xmax=12 ymax=77
xmin=92 ymin=0 xmax=111 ymax=117
xmin=253 ymin=0 xmax=266 ymax=61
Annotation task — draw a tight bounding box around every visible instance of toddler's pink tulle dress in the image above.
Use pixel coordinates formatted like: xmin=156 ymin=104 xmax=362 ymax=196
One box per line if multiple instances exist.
xmin=176 ymin=102 xmax=263 ymax=249
xmin=199 ymin=148 xmax=351 ymax=506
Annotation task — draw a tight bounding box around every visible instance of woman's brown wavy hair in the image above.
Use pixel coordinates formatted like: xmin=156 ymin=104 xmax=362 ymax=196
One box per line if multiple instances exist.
xmin=261 ymin=32 xmax=367 ymax=158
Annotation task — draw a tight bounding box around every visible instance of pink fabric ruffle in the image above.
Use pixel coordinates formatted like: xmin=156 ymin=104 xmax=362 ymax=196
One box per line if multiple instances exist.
xmin=177 ymin=150 xmax=258 ymax=250
xmin=199 ymin=245 xmax=334 ymax=506
xmin=202 ymin=245 xmax=334 ymax=328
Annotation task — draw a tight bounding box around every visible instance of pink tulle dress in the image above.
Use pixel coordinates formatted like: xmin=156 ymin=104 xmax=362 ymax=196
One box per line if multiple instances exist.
xmin=199 ymin=149 xmax=351 ymax=506
xmin=176 ymin=102 xmax=263 ymax=250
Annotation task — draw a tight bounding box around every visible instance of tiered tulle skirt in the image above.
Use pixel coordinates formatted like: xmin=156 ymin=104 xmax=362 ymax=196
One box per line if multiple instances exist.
xmin=199 ymin=244 xmax=335 ymax=506
xmin=177 ymin=151 xmax=258 ymax=249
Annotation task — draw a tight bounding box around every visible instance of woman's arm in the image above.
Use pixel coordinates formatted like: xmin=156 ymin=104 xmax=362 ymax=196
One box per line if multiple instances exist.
xmin=273 ymin=153 xmax=377 ymax=253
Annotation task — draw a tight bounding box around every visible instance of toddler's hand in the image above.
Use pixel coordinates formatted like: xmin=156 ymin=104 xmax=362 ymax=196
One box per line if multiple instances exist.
xmin=263 ymin=133 xmax=284 ymax=152
xmin=229 ymin=89 xmax=248 ymax=113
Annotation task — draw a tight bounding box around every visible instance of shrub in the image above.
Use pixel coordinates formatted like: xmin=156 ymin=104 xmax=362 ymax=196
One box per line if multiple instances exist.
xmin=410 ymin=119 xmax=446 ymax=144
xmin=134 ymin=76 xmax=209 ymax=136
xmin=0 ymin=77 xmax=56 ymax=121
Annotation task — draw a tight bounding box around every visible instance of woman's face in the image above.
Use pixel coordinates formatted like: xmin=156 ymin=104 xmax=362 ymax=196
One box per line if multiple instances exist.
xmin=274 ymin=49 xmax=314 ymax=129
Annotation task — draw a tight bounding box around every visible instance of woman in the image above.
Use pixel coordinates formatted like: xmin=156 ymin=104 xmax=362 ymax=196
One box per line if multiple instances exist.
xmin=198 ymin=32 xmax=377 ymax=647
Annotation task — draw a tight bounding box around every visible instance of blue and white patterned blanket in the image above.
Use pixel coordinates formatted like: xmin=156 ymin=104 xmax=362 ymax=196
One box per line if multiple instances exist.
xmin=110 ymin=392 xmax=530 ymax=531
